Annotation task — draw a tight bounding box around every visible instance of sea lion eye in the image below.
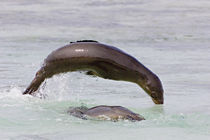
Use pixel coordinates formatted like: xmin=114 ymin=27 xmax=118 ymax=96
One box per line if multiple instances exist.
xmin=150 ymin=91 xmax=158 ymax=99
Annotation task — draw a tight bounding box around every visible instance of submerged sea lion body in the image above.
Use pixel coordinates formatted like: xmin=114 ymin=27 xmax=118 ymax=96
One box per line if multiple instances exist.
xmin=23 ymin=40 xmax=164 ymax=104
xmin=67 ymin=105 xmax=145 ymax=121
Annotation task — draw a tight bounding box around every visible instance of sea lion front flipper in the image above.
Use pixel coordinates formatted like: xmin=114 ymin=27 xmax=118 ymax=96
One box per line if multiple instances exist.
xmin=126 ymin=114 xmax=145 ymax=121
xmin=85 ymin=71 xmax=97 ymax=77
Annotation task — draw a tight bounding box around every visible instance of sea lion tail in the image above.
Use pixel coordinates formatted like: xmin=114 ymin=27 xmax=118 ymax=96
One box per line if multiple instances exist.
xmin=23 ymin=68 xmax=46 ymax=95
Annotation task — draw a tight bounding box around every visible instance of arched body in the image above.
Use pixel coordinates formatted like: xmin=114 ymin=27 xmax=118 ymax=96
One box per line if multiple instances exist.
xmin=23 ymin=41 xmax=164 ymax=104
xmin=67 ymin=105 xmax=145 ymax=121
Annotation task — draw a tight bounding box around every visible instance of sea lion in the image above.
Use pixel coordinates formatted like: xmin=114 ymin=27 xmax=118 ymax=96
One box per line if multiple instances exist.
xmin=67 ymin=105 xmax=145 ymax=121
xmin=23 ymin=40 xmax=164 ymax=104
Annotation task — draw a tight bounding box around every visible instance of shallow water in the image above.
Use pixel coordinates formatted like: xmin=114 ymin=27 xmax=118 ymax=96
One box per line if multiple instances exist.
xmin=0 ymin=0 xmax=210 ymax=139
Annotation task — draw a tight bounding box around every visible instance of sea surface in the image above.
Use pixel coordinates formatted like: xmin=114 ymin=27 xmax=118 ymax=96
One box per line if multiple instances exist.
xmin=0 ymin=0 xmax=210 ymax=139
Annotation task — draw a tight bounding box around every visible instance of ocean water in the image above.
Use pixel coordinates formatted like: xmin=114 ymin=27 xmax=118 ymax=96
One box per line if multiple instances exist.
xmin=0 ymin=0 xmax=210 ymax=139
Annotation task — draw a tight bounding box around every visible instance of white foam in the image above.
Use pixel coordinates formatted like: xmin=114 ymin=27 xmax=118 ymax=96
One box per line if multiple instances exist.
xmin=0 ymin=86 xmax=31 ymax=100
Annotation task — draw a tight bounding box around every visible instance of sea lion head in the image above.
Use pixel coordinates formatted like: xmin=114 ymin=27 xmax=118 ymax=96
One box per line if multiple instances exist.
xmin=138 ymin=74 xmax=164 ymax=104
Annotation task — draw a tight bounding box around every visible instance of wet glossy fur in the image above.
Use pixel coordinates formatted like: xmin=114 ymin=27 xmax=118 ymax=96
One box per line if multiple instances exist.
xmin=23 ymin=41 xmax=164 ymax=104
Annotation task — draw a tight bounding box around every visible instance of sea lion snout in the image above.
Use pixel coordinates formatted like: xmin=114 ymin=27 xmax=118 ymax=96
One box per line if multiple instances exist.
xmin=141 ymin=74 xmax=164 ymax=104
xmin=152 ymin=94 xmax=164 ymax=104
xmin=146 ymin=87 xmax=164 ymax=104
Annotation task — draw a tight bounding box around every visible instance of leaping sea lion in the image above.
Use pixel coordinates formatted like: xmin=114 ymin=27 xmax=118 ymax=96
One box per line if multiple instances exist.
xmin=67 ymin=105 xmax=145 ymax=121
xmin=23 ymin=40 xmax=164 ymax=104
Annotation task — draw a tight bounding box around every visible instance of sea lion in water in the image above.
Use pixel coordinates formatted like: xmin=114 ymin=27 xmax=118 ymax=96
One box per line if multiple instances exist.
xmin=23 ymin=40 xmax=164 ymax=104
xmin=67 ymin=105 xmax=145 ymax=121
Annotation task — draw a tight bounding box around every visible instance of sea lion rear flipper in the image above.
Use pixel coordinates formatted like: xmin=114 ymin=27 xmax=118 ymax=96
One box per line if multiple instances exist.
xmin=23 ymin=68 xmax=45 ymax=95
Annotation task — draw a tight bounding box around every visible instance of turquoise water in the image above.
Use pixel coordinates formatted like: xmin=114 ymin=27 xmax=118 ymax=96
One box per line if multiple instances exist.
xmin=0 ymin=0 xmax=210 ymax=139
